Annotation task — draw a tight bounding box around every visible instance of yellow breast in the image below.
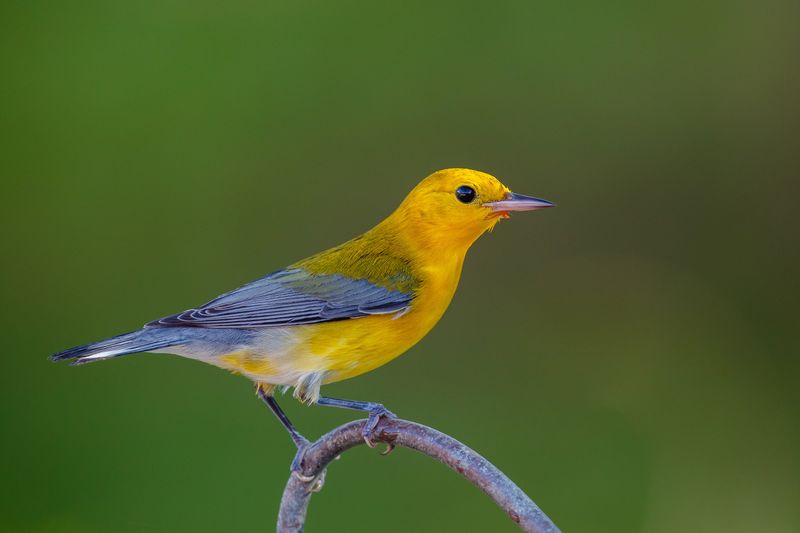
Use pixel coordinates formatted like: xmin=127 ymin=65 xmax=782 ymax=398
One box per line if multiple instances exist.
xmin=303 ymin=252 xmax=465 ymax=383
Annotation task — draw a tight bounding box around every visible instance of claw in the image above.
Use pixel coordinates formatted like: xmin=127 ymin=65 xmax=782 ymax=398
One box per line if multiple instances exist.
xmin=362 ymin=405 xmax=396 ymax=447
xmin=290 ymin=444 xmax=326 ymax=490
xmin=291 ymin=470 xmax=317 ymax=483
xmin=290 ymin=444 xmax=315 ymax=482
xmin=380 ymin=442 xmax=395 ymax=456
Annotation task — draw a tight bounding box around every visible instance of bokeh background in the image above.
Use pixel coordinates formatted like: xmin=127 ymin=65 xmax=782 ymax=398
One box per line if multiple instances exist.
xmin=2 ymin=1 xmax=798 ymax=532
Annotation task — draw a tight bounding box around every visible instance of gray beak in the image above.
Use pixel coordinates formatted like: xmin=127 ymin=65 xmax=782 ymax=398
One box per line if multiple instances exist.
xmin=484 ymin=192 xmax=555 ymax=212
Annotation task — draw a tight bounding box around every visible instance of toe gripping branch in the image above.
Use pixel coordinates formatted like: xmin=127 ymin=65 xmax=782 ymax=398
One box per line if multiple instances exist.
xmin=258 ymin=389 xmax=560 ymax=533
xmin=276 ymin=418 xmax=561 ymax=533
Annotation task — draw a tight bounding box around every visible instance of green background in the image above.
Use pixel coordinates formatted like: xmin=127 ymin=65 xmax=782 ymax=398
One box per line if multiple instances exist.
xmin=2 ymin=1 xmax=798 ymax=532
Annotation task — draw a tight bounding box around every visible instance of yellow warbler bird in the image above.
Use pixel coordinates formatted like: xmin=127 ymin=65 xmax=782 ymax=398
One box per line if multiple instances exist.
xmin=51 ymin=168 xmax=553 ymax=455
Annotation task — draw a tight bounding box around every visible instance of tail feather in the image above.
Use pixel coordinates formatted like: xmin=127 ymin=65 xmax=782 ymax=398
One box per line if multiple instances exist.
xmin=50 ymin=330 xmax=179 ymax=366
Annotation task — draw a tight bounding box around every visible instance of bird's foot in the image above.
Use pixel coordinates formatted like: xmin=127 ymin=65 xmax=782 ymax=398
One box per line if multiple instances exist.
xmin=289 ymin=442 xmax=326 ymax=491
xmin=362 ymin=404 xmax=396 ymax=449
xmin=289 ymin=441 xmax=315 ymax=482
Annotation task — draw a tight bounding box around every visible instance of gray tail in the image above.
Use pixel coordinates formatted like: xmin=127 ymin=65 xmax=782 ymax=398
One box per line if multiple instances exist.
xmin=50 ymin=329 xmax=181 ymax=366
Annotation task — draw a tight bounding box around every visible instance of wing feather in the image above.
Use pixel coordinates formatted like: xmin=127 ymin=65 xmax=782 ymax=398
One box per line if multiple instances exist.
xmin=148 ymin=268 xmax=413 ymax=329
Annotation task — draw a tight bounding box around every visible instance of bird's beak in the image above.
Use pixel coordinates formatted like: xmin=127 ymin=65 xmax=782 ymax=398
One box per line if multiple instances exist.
xmin=484 ymin=192 xmax=555 ymax=214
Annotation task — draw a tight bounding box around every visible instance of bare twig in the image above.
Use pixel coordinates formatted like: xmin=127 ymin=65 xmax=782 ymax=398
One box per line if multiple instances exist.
xmin=277 ymin=417 xmax=560 ymax=533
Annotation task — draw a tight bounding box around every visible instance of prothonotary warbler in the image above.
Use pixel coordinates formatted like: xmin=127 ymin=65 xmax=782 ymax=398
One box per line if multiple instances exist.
xmin=51 ymin=168 xmax=554 ymax=454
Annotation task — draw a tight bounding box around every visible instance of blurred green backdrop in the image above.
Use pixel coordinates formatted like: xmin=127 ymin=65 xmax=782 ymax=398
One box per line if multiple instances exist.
xmin=1 ymin=1 xmax=798 ymax=532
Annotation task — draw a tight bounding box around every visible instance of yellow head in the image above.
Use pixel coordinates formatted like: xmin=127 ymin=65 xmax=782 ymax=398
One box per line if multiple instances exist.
xmin=387 ymin=168 xmax=553 ymax=253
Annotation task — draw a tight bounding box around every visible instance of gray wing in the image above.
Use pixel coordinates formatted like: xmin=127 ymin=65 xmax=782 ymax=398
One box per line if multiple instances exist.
xmin=147 ymin=268 xmax=412 ymax=329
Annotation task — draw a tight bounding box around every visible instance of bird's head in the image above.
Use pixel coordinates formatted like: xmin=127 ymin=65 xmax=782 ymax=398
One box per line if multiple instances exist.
xmin=390 ymin=168 xmax=554 ymax=251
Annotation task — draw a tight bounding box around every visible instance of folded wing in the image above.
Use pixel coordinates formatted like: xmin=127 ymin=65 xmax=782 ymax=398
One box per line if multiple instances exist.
xmin=147 ymin=268 xmax=413 ymax=329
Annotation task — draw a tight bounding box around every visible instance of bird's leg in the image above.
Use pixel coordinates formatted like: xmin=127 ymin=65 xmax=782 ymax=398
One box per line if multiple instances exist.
xmin=316 ymin=396 xmax=397 ymax=449
xmin=258 ymin=390 xmax=308 ymax=448
xmin=256 ymin=385 xmax=313 ymax=478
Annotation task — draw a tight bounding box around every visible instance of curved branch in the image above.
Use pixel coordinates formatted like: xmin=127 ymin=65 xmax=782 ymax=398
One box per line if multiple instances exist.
xmin=277 ymin=418 xmax=560 ymax=533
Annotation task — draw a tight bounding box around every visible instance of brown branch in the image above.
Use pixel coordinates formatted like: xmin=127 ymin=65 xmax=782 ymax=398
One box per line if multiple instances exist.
xmin=277 ymin=418 xmax=561 ymax=533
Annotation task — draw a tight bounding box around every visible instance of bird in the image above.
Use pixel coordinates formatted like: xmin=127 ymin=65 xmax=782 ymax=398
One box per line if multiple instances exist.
xmin=51 ymin=168 xmax=554 ymax=461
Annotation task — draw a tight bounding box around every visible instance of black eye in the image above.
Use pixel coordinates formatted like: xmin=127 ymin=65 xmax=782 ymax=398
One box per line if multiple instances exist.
xmin=455 ymin=185 xmax=476 ymax=203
